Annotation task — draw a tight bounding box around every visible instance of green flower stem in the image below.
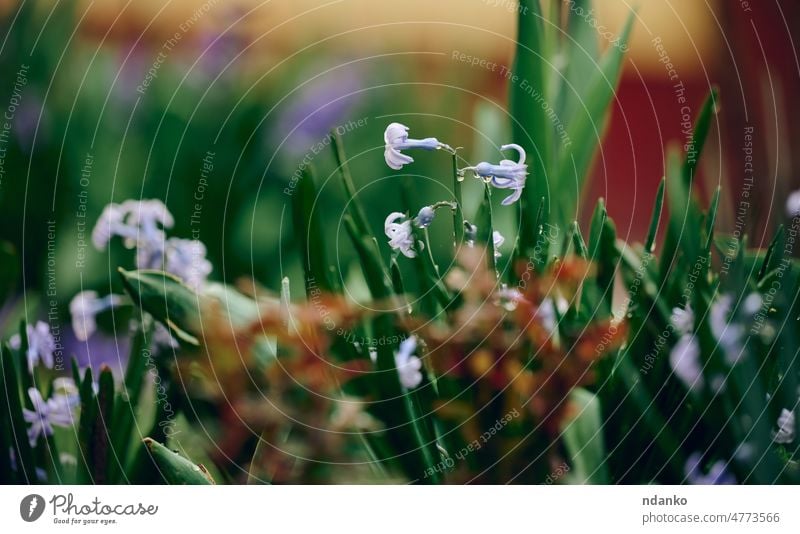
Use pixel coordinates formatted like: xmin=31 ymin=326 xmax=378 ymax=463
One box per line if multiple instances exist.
xmin=451 ymin=153 xmax=465 ymax=247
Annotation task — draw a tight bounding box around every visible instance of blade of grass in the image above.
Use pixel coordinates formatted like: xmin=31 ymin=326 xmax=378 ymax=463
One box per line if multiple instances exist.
xmin=1 ymin=344 xmax=36 ymax=483
xmin=293 ymin=164 xmax=338 ymax=293
xmin=644 ymin=178 xmax=665 ymax=254
xmin=512 ymin=0 xmax=552 ymax=255
xmin=332 ymin=130 xmax=371 ymax=237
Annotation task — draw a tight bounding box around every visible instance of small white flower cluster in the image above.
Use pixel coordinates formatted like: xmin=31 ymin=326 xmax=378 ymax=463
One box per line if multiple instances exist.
xmin=92 ymin=199 xmax=211 ymax=290
xmin=668 ymin=303 xmax=702 ymax=392
xmin=668 ymin=293 xmax=763 ymax=394
xmin=10 ymin=321 xmax=56 ymax=373
xmin=69 ymin=200 xmax=214 ymax=344
xmin=7 ymin=325 xmax=81 ymax=446
xmin=385 ymin=212 xmax=420 ymax=259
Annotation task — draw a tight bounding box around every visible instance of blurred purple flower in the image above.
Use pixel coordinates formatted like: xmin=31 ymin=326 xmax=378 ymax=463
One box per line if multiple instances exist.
xmin=113 ymin=41 xmax=152 ymax=103
xmin=274 ymin=64 xmax=364 ymax=157
xmin=10 ymin=321 xmax=55 ymax=373
xmin=64 ymin=327 xmax=128 ymax=378
xmin=684 ymin=453 xmax=736 ymax=485
xmin=193 ymin=29 xmax=248 ymax=80
xmin=13 ymin=92 xmax=45 ymax=153
xmin=23 ymin=386 xmax=77 ymax=446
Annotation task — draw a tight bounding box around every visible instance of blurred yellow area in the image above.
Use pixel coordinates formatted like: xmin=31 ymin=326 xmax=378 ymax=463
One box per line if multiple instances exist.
xmin=59 ymin=0 xmax=718 ymax=75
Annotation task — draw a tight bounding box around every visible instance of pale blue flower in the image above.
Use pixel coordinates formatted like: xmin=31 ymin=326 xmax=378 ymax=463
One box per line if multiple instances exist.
xmin=10 ymin=321 xmax=55 ymax=373
xmin=670 ymin=303 xmax=694 ymax=335
xmin=69 ymin=291 xmax=124 ymax=341
xmin=415 ymin=206 xmax=436 ymax=228
xmin=684 ymin=453 xmax=736 ymax=484
xmin=772 ymin=408 xmax=795 ymax=444
xmin=383 ymin=122 xmax=453 ymax=170
xmin=92 ymin=200 xmax=212 ymax=286
xmin=710 ymin=294 xmax=745 ymax=364
xmin=23 ymin=387 xmax=77 ymax=446
xmin=395 ymin=335 xmax=422 ymax=389
xmin=385 ymin=212 xmax=419 ymax=258
xmin=165 ymin=238 xmax=213 ymax=290
xmin=461 ymin=144 xmax=528 ymax=205
xmin=92 ymin=199 xmax=174 ymax=269
xmin=669 ymin=334 xmax=702 ymax=392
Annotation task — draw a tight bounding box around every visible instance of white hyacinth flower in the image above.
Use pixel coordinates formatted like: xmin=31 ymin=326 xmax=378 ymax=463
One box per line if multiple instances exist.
xmin=383 ymin=122 xmax=454 ymax=170
xmin=69 ymin=291 xmax=124 ymax=341
xmin=670 ymin=303 xmax=694 ymax=335
xmin=772 ymin=408 xmax=796 ymax=444
xmin=92 ymin=200 xmax=212 ymax=286
xmin=10 ymin=321 xmax=56 ymax=373
xmin=92 ymin=199 xmax=174 ymax=269
xmin=384 ymin=212 xmax=419 ymax=258
xmin=669 ymin=334 xmax=702 ymax=392
xmin=395 ymin=335 xmax=423 ymax=389
xmin=710 ymin=294 xmax=745 ymax=364
xmin=165 ymin=238 xmax=213 ymax=291
xmin=23 ymin=387 xmax=77 ymax=446
xmin=460 ymin=144 xmax=528 ymax=205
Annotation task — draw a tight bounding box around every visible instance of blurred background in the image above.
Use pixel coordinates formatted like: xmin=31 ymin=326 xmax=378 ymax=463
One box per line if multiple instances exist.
xmin=0 ymin=0 xmax=798 ymax=337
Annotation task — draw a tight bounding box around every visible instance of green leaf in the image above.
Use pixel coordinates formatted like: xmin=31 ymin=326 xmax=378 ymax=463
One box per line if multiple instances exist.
xmin=704 ymin=186 xmax=721 ymax=252
xmin=561 ymin=388 xmax=609 ymax=484
xmin=292 ymin=164 xmax=337 ymax=293
xmin=552 ymin=9 xmax=634 ymax=231
xmin=758 ymin=225 xmax=785 ymax=282
xmin=108 ymin=324 xmax=151 ymax=483
xmin=332 ymin=130 xmax=371 ymax=237
xmin=76 ymin=366 xmax=97 ymax=484
xmin=511 ymin=0 xmax=552 ymax=254
xmin=571 ymin=221 xmax=589 ymax=258
xmin=683 ymin=88 xmax=718 ymax=181
xmin=118 ymin=269 xmax=200 ymax=345
xmin=659 ymin=88 xmax=719 ymax=276
xmin=143 ymin=438 xmax=215 ymax=484
xmin=660 ymin=147 xmax=702 ymax=280
xmin=119 ymin=270 xmax=267 ymax=345
xmin=93 ymin=366 xmax=115 ymax=484
xmin=343 ymin=215 xmax=393 ymax=300
xmin=644 ymin=178 xmax=665 ymax=254
xmin=475 ymin=184 xmax=496 ymax=272
xmin=558 ymin=0 xmax=600 ymax=120
xmin=1 ymin=344 xmax=36 ymax=483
